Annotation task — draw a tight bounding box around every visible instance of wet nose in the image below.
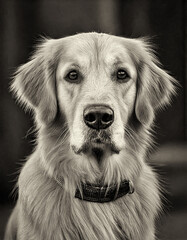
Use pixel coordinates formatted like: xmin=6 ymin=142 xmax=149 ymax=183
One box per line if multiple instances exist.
xmin=83 ymin=105 xmax=114 ymax=130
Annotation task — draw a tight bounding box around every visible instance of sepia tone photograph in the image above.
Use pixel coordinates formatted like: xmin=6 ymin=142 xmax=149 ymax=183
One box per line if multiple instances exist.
xmin=0 ymin=0 xmax=186 ymax=239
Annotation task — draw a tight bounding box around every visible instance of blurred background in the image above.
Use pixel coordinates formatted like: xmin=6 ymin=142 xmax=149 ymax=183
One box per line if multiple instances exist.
xmin=0 ymin=0 xmax=186 ymax=239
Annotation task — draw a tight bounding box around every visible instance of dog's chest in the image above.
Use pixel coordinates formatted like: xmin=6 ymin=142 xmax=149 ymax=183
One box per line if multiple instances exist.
xmin=19 ymin=159 xmax=159 ymax=240
xmin=21 ymin=180 xmax=155 ymax=240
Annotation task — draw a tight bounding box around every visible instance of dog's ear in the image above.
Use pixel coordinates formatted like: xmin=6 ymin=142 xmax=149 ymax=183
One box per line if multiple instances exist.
xmin=134 ymin=39 xmax=177 ymax=126
xmin=11 ymin=39 xmax=59 ymax=125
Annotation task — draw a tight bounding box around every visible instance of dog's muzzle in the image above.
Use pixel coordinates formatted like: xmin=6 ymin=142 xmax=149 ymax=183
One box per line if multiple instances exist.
xmin=83 ymin=105 xmax=114 ymax=130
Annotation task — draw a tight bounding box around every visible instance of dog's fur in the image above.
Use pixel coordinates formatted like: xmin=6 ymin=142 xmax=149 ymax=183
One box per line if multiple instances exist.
xmin=5 ymin=33 xmax=176 ymax=240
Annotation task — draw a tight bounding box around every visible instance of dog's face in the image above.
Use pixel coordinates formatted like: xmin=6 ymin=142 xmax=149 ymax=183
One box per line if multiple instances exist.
xmin=12 ymin=33 xmax=176 ymax=165
xmin=56 ymin=34 xmax=137 ymax=156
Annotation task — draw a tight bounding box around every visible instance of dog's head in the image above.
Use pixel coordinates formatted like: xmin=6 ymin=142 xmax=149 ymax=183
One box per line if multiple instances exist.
xmin=12 ymin=33 xmax=176 ymax=163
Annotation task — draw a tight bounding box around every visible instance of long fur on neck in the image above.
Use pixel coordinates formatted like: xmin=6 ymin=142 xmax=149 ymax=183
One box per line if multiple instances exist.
xmin=17 ymin=115 xmax=161 ymax=240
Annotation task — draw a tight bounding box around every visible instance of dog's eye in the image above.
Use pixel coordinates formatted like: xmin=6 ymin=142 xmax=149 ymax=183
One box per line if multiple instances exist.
xmin=67 ymin=70 xmax=78 ymax=81
xmin=117 ymin=69 xmax=129 ymax=81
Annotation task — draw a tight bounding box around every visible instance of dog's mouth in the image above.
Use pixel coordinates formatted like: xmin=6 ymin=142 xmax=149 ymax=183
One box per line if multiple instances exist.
xmin=72 ymin=130 xmax=120 ymax=161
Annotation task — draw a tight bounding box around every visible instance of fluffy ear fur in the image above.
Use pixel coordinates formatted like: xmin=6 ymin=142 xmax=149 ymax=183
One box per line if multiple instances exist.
xmin=11 ymin=39 xmax=58 ymax=125
xmin=134 ymin=39 xmax=177 ymax=126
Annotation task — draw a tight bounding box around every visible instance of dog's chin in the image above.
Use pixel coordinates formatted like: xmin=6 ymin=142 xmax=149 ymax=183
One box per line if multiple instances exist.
xmin=91 ymin=142 xmax=120 ymax=154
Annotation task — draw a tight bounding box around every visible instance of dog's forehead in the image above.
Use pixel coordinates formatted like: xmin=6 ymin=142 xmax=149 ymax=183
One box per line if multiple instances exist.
xmin=60 ymin=33 xmax=134 ymax=66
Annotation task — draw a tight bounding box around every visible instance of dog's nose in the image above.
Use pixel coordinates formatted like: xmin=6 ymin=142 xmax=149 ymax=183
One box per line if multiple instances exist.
xmin=83 ymin=105 xmax=114 ymax=130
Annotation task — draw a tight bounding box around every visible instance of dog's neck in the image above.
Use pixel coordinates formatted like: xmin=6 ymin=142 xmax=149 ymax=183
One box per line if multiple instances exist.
xmin=76 ymin=179 xmax=135 ymax=202
xmin=54 ymin=175 xmax=134 ymax=203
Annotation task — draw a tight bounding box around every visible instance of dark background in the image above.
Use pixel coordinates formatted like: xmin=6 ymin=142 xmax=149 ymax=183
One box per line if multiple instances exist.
xmin=0 ymin=0 xmax=186 ymax=239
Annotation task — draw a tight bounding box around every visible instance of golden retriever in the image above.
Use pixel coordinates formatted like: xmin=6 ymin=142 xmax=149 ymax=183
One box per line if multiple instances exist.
xmin=5 ymin=32 xmax=176 ymax=240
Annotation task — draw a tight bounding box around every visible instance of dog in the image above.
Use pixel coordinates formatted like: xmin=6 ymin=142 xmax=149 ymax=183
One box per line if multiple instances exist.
xmin=5 ymin=32 xmax=176 ymax=240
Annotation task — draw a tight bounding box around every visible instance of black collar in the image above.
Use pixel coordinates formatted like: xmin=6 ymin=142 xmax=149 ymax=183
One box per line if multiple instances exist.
xmin=75 ymin=180 xmax=134 ymax=203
